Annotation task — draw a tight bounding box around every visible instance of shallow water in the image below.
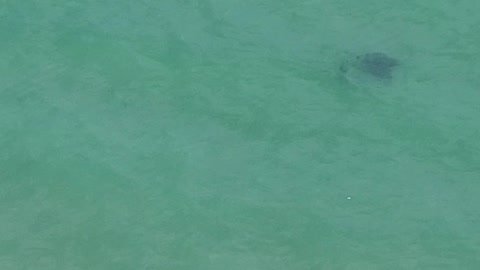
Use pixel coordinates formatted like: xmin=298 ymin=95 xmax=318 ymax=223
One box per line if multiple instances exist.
xmin=1 ymin=1 xmax=479 ymax=269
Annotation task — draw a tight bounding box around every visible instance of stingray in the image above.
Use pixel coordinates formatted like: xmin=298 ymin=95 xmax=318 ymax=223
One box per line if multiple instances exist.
xmin=352 ymin=52 xmax=399 ymax=79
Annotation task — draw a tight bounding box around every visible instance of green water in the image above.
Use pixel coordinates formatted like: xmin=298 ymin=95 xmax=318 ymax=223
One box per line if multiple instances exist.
xmin=1 ymin=1 xmax=479 ymax=269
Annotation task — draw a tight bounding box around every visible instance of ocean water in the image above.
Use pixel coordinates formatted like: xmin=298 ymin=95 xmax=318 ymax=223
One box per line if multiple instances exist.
xmin=1 ymin=1 xmax=479 ymax=269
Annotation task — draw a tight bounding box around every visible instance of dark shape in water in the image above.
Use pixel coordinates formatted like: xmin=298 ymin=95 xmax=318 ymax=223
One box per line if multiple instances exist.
xmin=354 ymin=52 xmax=399 ymax=79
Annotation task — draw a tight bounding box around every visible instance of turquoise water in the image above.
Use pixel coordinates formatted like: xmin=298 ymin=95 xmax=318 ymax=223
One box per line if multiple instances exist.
xmin=1 ymin=1 xmax=479 ymax=269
